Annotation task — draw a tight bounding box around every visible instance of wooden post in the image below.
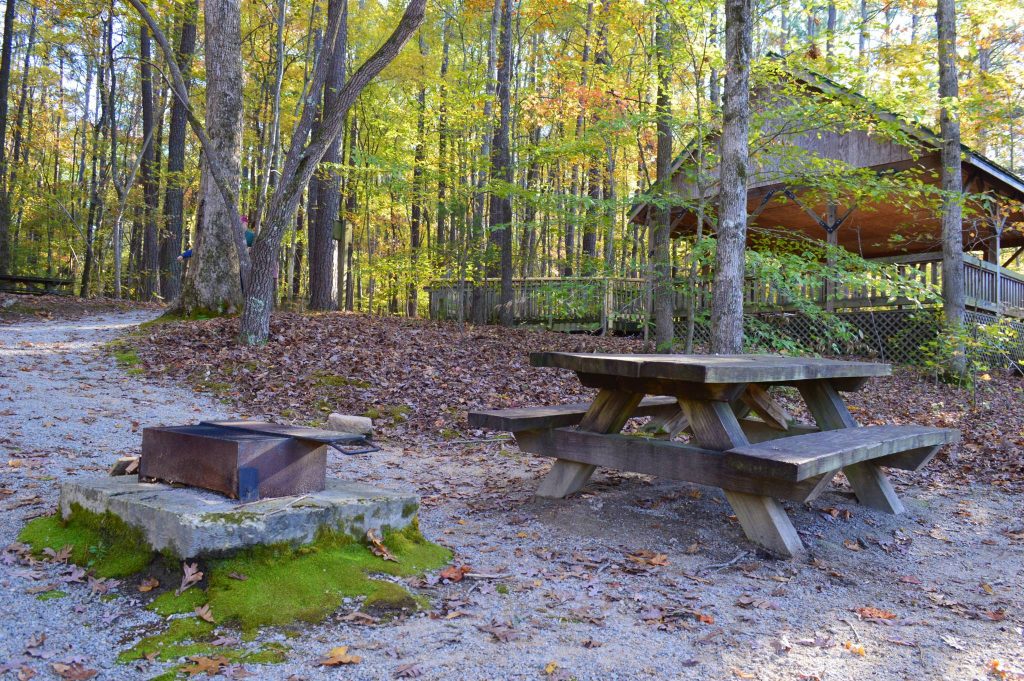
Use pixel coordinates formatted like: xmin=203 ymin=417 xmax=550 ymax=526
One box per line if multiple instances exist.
xmin=535 ymin=388 xmax=642 ymax=498
xmin=825 ymin=201 xmax=838 ymax=312
xmin=678 ymin=398 xmax=805 ymax=558
xmin=797 ymin=379 xmax=904 ymax=514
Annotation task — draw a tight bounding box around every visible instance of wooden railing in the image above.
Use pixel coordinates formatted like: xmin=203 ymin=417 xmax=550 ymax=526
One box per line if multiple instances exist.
xmin=426 ymin=252 xmax=1024 ymax=329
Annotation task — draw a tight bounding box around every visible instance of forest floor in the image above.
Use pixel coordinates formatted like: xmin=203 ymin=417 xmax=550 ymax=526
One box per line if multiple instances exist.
xmin=1 ymin=306 xmax=1022 ymax=680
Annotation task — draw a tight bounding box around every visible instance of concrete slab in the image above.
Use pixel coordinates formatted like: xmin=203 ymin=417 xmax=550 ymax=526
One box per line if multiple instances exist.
xmin=59 ymin=476 xmax=419 ymax=559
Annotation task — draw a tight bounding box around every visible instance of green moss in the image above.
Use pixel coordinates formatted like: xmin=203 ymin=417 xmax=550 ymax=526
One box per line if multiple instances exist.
xmin=199 ymin=511 xmax=261 ymax=525
xmin=18 ymin=506 xmax=153 ymax=578
xmin=149 ymin=588 xmax=206 ymax=617
xmin=137 ymin=309 xmax=223 ymax=331
xmin=362 ymin=581 xmax=417 ymax=614
xmin=36 ymin=590 xmax=68 ymax=601
xmin=203 ymin=523 xmax=449 ymax=630
xmin=312 ymin=371 xmax=371 ymax=389
xmin=193 ymin=379 xmax=232 ymax=395
xmin=362 ymin=407 xmax=382 ymax=419
xmin=496 ymin=583 xmax=509 ymax=595
xmin=118 ymin=617 xmax=216 ymax=663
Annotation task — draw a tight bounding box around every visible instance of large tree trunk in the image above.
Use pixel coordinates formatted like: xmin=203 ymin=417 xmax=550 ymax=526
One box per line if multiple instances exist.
xmin=710 ymin=0 xmax=752 ymax=354
xmin=309 ymin=0 xmax=348 ymax=310
xmin=936 ymin=0 xmax=966 ymax=374
xmin=490 ymin=0 xmax=514 ymax=326
xmin=160 ymin=0 xmax=198 ymax=302
xmin=651 ymin=8 xmax=674 ymax=351
xmin=139 ymin=23 xmax=160 ymax=300
xmin=181 ymin=0 xmax=244 ymax=314
xmin=238 ymin=0 xmax=426 ymax=344
xmin=0 ymin=0 xmax=16 ymax=275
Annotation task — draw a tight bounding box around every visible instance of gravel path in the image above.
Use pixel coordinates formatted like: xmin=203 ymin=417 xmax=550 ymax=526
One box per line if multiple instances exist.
xmin=2 ymin=312 xmax=1023 ymax=680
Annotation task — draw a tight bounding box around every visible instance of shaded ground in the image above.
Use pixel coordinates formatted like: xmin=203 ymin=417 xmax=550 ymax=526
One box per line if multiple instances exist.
xmin=0 ymin=293 xmax=161 ymax=325
xmin=1 ymin=310 xmax=1022 ymax=680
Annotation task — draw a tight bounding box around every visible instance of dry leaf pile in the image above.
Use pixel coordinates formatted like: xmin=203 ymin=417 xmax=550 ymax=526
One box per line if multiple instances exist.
xmin=126 ymin=311 xmax=1024 ymax=488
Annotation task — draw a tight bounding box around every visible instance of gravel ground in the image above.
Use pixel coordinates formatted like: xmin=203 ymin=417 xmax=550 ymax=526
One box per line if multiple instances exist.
xmin=2 ymin=312 xmax=1023 ymax=680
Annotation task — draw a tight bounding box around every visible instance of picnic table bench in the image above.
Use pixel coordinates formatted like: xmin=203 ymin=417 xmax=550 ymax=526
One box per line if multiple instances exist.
xmin=468 ymin=353 xmax=959 ymax=558
xmin=0 ymin=274 xmax=74 ymax=295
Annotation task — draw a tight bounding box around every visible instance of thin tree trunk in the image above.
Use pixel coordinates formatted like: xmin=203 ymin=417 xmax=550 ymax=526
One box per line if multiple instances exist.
xmin=309 ymin=0 xmax=348 ymax=310
xmin=936 ymin=0 xmax=966 ymax=375
xmin=711 ymin=0 xmax=752 ymax=354
xmin=159 ymin=0 xmax=197 ymax=302
xmin=0 ymin=0 xmax=17 ymax=275
xmin=408 ymin=31 xmax=427 ymax=317
xmin=491 ymin=0 xmax=514 ymax=326
xmin=652 ymin=7 xmax=674 ymax=351
xmin=140 ymin=23 xmax=160 ymax=299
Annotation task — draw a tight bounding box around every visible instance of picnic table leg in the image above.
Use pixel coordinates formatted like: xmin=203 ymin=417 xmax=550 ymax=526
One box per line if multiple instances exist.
xmin=535 ymin=388 xmax=642 ymax=499
xmin=678 ymin=399 xmax=805 ymax=558
xmin=797 ymin=380 xmax=905 ymax=515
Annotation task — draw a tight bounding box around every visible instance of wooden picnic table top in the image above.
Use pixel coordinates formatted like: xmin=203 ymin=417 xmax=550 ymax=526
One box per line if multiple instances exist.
xmin=529 ymin=352 xmax=891 ymax=385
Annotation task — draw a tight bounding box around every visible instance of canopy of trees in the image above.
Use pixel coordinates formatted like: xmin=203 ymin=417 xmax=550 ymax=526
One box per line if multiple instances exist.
xmin=0 ymin=0 xmax=1021 ymax=337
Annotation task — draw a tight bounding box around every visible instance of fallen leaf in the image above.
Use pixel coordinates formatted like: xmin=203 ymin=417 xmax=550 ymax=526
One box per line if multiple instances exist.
xmin=318 ymin=646 xmax=361 ymax=666
xmin=842 ymin=538 xmax=863 ymax=551
xmin=195 ymin=604 xmax=215 ymax=623
xmin=227 ymin=572 xmax=248 ymax=581
xmin=855 ymin=606 xmax=898 ymax=621
xmin=544 ymin=661 xmax=559 ymax=675
xmin=177 ymin=562 xmax=203 ymax=596
xmin=843 ymin=641 xmax=866 ymax=657
xmin=940 ymin=634 xmax=966 ymax=651
xmin=367 ymin=529 xmax=398 ymax=562
xmin=394 ymin=662 xmax=423 ymax=678
xmin=49 ymin=663 xmax=97 ymax=680
xmin=182 ymin=656 xmax=229 ymax=676
xmin=439 ymin=564 xmax=472 ymax=582
xmin=138 ymin=577 xmax=159 ymax=593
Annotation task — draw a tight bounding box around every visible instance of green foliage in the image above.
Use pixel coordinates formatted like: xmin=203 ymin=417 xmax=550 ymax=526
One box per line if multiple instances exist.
xmin=919 ymin=316 xmax=1021 ymax=394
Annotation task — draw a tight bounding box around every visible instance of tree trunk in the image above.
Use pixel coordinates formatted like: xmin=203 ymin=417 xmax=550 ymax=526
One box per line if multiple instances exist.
xmin=140 ymin=23 xmax=160 ymax=300
xmin=0 ymin=0 xmax=16 ymax=275
xmin=309 ymin=0 xmax=348 ymax=310
xmin=490 ymin=0 xmax=514 ymax=326
xmin=711 ymin=0 xmax=752 ymax=354
xmin=160 ymin=0 xmax=198 ymax=302
xmin=936 ymin=0 xmax=966 ymax=375
xmin=408 ymin=31 xmax=427 ymax=317
xmin=181 ymin=0 xmax=245 ymax=314
xmin=651 ymin=8 xmax=674 ymax=351
xmin=238 ymin=0 xmax=426 ymax=343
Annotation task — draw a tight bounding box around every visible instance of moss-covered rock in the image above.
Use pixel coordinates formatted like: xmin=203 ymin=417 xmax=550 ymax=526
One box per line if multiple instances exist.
xmin=19 ymin=504 xmax=153 ymax=578
xmin=19 ymin=507 xmax=450 ymax=646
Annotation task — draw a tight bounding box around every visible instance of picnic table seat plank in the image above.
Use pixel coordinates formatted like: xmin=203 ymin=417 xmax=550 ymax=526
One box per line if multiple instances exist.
xmin=467 ymin=395 xmax=680 ymax=432
xmin=725 ymin=425 xmax=959 ymax=482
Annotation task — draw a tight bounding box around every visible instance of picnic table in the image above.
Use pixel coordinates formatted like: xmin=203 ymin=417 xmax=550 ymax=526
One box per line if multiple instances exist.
xmin=469 ymin=353 xmax=959 ymax=557
xmin=0 ymin=274 xmax=74 ymax=295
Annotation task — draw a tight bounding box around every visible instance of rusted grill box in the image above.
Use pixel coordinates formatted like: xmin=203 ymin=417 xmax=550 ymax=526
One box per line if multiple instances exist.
xmin=140 ymin=423 xmax=327 ymax=499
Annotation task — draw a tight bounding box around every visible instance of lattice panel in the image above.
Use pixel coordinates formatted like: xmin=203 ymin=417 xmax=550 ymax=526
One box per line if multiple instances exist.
xmin=673 ymin=309 xmax=1023 ymax=370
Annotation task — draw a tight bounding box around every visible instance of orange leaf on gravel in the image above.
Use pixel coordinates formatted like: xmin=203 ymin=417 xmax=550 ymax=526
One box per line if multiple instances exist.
xmin=855 ymin=607 xmax=897 ymax=620
xmin=318 ymin=646 xmax=361 ymax=666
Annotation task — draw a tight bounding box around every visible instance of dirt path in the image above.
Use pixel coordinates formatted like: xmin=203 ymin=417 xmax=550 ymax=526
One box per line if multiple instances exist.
xmin=1 ymin=313 xmax=1022 ymax=680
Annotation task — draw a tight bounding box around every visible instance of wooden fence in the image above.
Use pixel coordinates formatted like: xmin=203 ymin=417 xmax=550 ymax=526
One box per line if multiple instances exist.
xmin=426 ymin=252 xmax=1024 ymax=331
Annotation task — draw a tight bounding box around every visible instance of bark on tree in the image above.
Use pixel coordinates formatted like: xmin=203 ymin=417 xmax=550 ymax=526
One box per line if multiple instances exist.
xmin=309 ymin=0 xmax=348 ymax=310
xmin=936 ymin=0 xmax=966 ymax=375
xmin=651 ymin=7 xmax=674 ymax=351
xmin=0 ymin=0 xmax=16 ymax=275
xmin=711 ymin=0 xmax=752 ymax=354
xmin=490 ymin=0 xmax=514 ymax=326
xmin=238 ymin=0 xmax=427 ymax=343
xmin=408 ymin=31 xmax=427 ymax=317
xmin=140 ymin=23 xmax=160 ymax=300
xmin=159 ymin=0 xmax=197 ymax=302
xmin=181 ymin=0 xmax=245 ymax=314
